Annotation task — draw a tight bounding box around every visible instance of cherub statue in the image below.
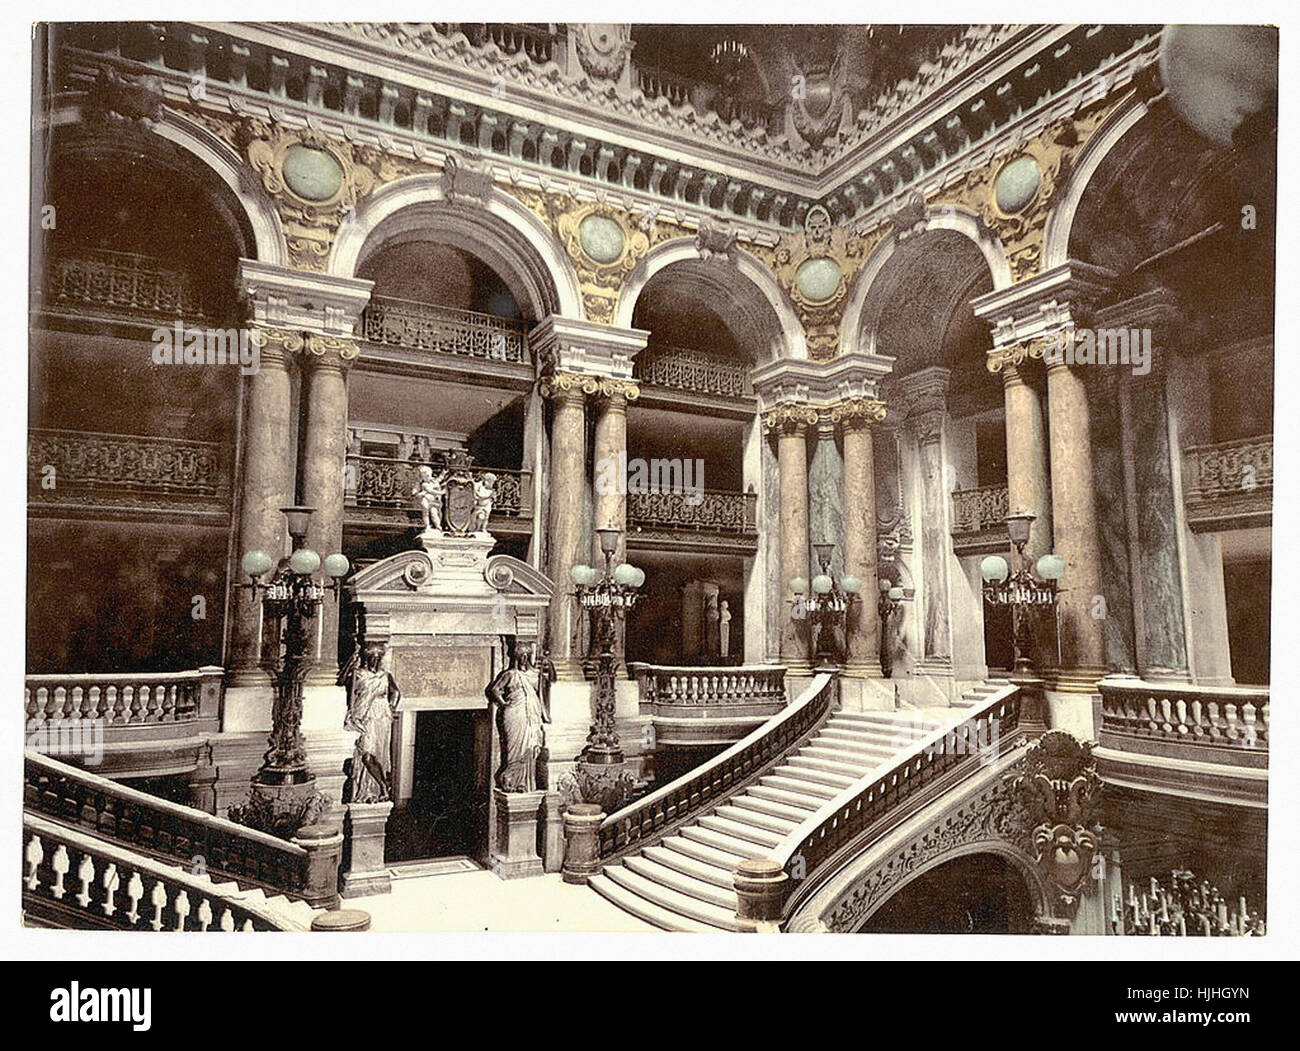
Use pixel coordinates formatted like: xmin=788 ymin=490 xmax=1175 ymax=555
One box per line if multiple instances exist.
xmin=412 ymin=464 xmax=450 ymax=532
xmin=469 ymin=472 xmax=497 ymax=534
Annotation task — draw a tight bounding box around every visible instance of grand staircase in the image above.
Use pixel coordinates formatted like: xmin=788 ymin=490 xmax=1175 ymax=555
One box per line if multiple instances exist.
xmin=589 ymin=706 xmax=941 ymax=932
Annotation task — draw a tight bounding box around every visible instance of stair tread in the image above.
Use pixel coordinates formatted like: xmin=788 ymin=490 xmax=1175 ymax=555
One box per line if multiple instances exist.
xmin=730 ymin=793 xmax=815 ymax=822
xmin=659 ymin=835 xmax=749 ymax=874
xmin=681 ymin=824 xmax=771 ymax=859
xmin=747 ymin=785 xmax=826 ymax=811
xmin=623 ymin=855 xmax=737 ymax=910
xmin=588 ymin=873 xmax=727 ymax=933
xmin=771 ymin=763 xmax=856 ymax=788
xmin=603 ymin=865 xmax=741 ymax=931
xmin=789 ymin=753 xmax=874 ymax=776
xmin=698 ymin=814 xmax=783 ymax=847
xmin=643 ymin=844 xmax=736 ymax=888
xmin=714 ymin=804 xmax=801 ymax=835
xmin=759 ymin=774 xmax=839 ymax=799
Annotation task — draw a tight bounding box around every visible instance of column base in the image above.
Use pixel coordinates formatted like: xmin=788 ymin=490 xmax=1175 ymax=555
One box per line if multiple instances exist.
xmin=1048 ymin=666 xmax=1109 ymax=695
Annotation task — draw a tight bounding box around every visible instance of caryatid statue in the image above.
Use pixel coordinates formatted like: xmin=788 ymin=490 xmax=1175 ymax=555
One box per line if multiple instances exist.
xmin=339 ymin=641 xmax=402 ymax=804
xmin=487 ymin=641 xmax=549 ymax=793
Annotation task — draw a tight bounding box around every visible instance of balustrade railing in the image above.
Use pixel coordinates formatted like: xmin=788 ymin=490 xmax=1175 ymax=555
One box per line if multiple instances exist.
xmin=1182 ymin=435 xmax=1273 ymax=499
xmin=463 ymin=22 xmax=562 ymax=64
xmin=24 ymin=751 xmax=314 ymax=900
xmin=632 ymin=664 xmax=786 ymax=708
xmin=635 ymin=343 xmax=751 ymax=398
xmin=41 ymin=249 xmax=206 ymax=318
xmin=359 ymin=295 xmax=529 ymax=363
xmin=1098 ymin=678 xmax=1269 ymax=753
xmin=636 ymin=64 xmax=696 ymax=108
xmin=28 ymin=429 xmax=225 ymax=499
xmin=774 ymin=685 xmax=1022 ymax=906
xmin=598 ymin=673 xmax=836 ymax=858
xmin=950 ymin=483 xmax=1009 ymax=534
xmin=26 ymin=668 xmax=224 ymax=729
xmin=627 ymin=488 xmax=756 ymax=535
xmin=23 ymin=812 xmax=297 ymax=931
xmin=346 ymin=454 xmax=530 ymax=518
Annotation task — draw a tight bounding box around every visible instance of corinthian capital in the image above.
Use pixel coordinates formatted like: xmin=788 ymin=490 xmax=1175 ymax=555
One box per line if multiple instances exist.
xmin=762 ymin=401 xmax=821 ymax=435
xmin=829 ymin=397 xmax=888 ymax=428
xmin=540 ymin=371 xmax=600 ymax=401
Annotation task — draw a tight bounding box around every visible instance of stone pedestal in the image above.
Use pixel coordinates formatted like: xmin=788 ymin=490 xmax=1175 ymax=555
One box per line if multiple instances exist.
xmin=561 ymin=802 xmax=605 ymax=884
xmin=734 ymin=857 xmax=788 ymax=932
xmin=340 ymin=800 xmax=393 ymax=898
xmin=291 ymin=822 xmax=344 ymax=910
xmin=491 ymin=788 xmax=546 ymax=880
xmin=311 ymin=908 xmax=371 ymax=931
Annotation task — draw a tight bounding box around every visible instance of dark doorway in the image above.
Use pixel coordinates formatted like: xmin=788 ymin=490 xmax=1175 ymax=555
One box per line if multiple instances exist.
xmin=983 ymin=599 xmax=1014 ymax=672
xmin=859 ymin=852 xmax=1035 ymax=934
xmin=1224 ymin=559 xmax=1271 ymax=685
xmin=386 ymin=710 xmax=491 ymax=863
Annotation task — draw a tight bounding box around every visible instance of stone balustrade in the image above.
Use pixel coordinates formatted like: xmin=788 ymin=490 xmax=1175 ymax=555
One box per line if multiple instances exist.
xmin=632 ymin=664 xmax=786 ymax=708
xmin=25 ymin=667 xmax=224 ymax=728
xmin=626 ymin=488 xmax=757 ymax=536
xmin=359 ymin=295 xmax=528 ymax=363
xmin=28 ymin=429 xmax=226 ymax=502
xmin=41 ymin=248 xmax=206 ymax=319
xmin=950 ymin=483 xmax=1009 ymax=534
xmin=1097 ymin=678 xmax=1269 ymax=754
xmin=23 ymin=812 xmax=303 ymax=931
xmin=634 ymin=343 xmax=751 ymax=399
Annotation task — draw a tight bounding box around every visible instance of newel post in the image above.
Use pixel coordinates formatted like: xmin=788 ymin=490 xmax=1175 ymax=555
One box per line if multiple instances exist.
xmin=292 ymin=822 xmax=343 ymax=909
xmin=734 ymin=858 xmax=788 ymax=932
xmin=562 ymin=803 xmax=606 ymax=884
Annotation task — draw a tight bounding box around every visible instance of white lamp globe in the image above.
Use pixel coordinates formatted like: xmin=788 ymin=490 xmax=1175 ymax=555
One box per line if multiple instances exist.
xmin=980 ymin=555 xmax=1009 ymax=584
xmin=570 ymin=564 xmax=593 ymax=585
xmin=1036 ymin=553 xmax=1066 ymax=581
xmin=241 ymin=549 xmax=273 ymax=578
xmin=629 ymin=566 xmax=646 ymax=588
xmin=323 ymin=553 xmax=350 ymax=578
xmin=613 ymin=563 xmax=637 ymax=586
xmin=289 ymin=548 xmax=321 ymax=575
xmin=840 ymin=574 xmax=861 ymax=595
xmin=888 ymin=586 xmax=904 ymax=601
xmin=811 ymin=574 xmax=833 ymax=595
xmin=790 ymin=576 xmax=808 ymax=595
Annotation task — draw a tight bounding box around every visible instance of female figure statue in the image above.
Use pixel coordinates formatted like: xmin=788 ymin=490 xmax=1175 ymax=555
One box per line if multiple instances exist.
xmin=340 ymin=641 xmax=401 ymax=803
xmin=487 ymin=642 xmax=548 ymax=793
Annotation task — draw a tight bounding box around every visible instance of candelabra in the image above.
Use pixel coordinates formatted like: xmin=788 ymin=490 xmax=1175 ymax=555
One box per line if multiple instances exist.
xmin=790 ymin=542 xmax=862 ymax=669
xmin=569 ymin=525 xmax=645 ymax=767
xmin=877 ymin=579 xmax=905 ymax=678
xmin=1116 ymin=870 xmax=1265 ymax=936
xmin=239 ymin=507 xmax=350 ymax=790
xmin=979 ymin=511 xmax=1064 ymax=673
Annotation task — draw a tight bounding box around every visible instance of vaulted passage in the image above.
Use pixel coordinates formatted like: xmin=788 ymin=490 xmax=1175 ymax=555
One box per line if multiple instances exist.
xmin=859 ymin=853 xmax=1035 ymax=934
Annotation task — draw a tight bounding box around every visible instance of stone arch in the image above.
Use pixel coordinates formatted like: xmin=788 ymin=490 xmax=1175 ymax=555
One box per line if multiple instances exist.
xmin=839 ymin=205 xmax=1010 ymax=356
xmin=615 ymin=238 xmax=807 ymax=361
xmin=47 ymin=104 xmax=286 ymax=266
xmin=1042 ymin=94 xmax=1151 ymax=272
xmin=329 ymin=174 xmax=583 ymax=321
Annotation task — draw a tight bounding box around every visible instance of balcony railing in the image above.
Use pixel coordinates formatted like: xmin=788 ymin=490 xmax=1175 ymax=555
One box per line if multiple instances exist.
xmin=1182 ymin=435 xmax=1273 ymax=531
xmin=359 ymin=295 xmax=529 ymax=364
xmin=28 ymin=429 xmax=225 ymax=501
xmin=950 ymin=483 xmax=1009 ymax=534
xmin=632 ymin=664 xmax=787 ymax=708
xmin=1098 ymin=678 xmax=1269 ymax=755
xmin=40 ymin=249 xmax=206 ymax=319
xmin=635 ymin=343 xmax=751 ymax=399
xmin=463 ymin=21 xmax=563 ymax=64
xmin=627 ymin=488 xmax=757 ymax=535
xmin=345 ymin=454 xmax=531 ymax=518
xmin=25 ymin=668 xmax=223 ymax=729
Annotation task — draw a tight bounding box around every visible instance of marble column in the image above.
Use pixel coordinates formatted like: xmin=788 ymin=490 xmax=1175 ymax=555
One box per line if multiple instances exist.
xmin=680 ymin=581 xmax=704 ymax=658
xmin=1045 ymin=358 xmax=1108 ymax=688
xmin=300 ymin=339 xmax=355 ymax=686
xmin=902 ymin=368 xmax=953 ymax=669
xmin=542 ymin=374 xmax=590 ymax=679
xmin=835 ymin=400 xmax=887 ymax=676
xmin=591 ymin=379 xmax=638 ymax=667
xmin=766 ymin=404 xmax=817 ymax=668
xmin=228 ymin=329 xmax=300 ymax=686
xmin=1002 ymin=360 xmax=1054 ymax=559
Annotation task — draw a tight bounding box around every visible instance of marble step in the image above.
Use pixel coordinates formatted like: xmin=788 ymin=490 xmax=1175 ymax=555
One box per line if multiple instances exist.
xmin=789 ymin=752 xmax=876 ymax=778
xmin=747 ymin=784 xmax=828 ymax=811
xmin=659 ymin=834 xmax=749 ymax=874
xmin=643 ymin=843 xmax=735 ymax=888
xmin=769 ymin=763 xmax=856 ymax=789
xmin=680 ymin=824 xmax=771 ymax=860
xmin=588 ymin=872 xmax=728 ymax=933
xmin=601 ymin=865 xmax=742 ymax=931
xmin=697 ymin=814 xmax=784 ymax=848
xmin=623 ymin=854 xmax=738 ymax=911
xmin=758 ymin=774 xmax=840 ymax=799
xmin=713 ymin=803 xmax=801 ymax=837
xmin=729 ymin=792 xmax=815 ymax=823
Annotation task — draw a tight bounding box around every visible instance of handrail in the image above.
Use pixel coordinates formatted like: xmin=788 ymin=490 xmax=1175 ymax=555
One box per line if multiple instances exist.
xmin=23 ymin=812 xmax=301 ymax=931
xmin=632 ymin=663 xmax=787 ymax=707
xmin=24 ymin=751 xmax=309 ymax=893
xmin=598 ymin=672 xmax=836 ymax=858
xmin=26 ymin=666 xmax=224 ymax=726
xmin=773 ymin=684 xmax=1022 ymax=911
xmin=1097 ymin=676 xmax=1269 ymax=752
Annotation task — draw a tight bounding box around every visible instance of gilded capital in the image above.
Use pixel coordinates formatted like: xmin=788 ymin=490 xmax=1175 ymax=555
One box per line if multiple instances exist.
xmin=987 ymin=335 xmax=1053 ymax=374
xmin=249 ymin=326 xmax=306 ymax=367
xmin=762 ymin=402 xmax=821 ymax=435
xmin=304 ymin=334 xmax=360 ymax=368
xmin=540 ymin=371 xmax=600 ymax=401
xmin=595 ymin=377 xmax=641 ymax=403
xmin=829 ymin=397 xmax=888 ymax=428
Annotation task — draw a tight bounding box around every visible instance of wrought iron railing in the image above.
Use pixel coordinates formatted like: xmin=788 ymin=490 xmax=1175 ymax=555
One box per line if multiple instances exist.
xmin=345 ymin=454 xmax=530 ymax=518
xmin=950 ymin=483 xmax=1009 ymax=534
xmin=635 ymin=343 xmax=751 ymax=398
xmin=28 ymin=429 xmax=225 ymax=499
xmin=598 ymin=672 xmax=836 ymax=858
xmin=632 ymin=664 xmax=786 ymax=708
xmin=627 ymin=488 xmax=756 ymax=535
xmin=25 ymin=668 xmax=224 ymax=729
xmin=359 ymin=295 xmax=528 ymax=363
xmin=41 ymin=249 xmax=206 ymax=318
xmin=1098 ymin=678 xmax=1269 ymax=753
xmin=23 ymin=751 xmax=322 ymax=903
xmin=774 ymin=684 xmax=1022 ymax=908
xmin=1183 ymin=436 xmax=1273 ymax=499
xmin=23 ymin=812 xmax=302 ymax=931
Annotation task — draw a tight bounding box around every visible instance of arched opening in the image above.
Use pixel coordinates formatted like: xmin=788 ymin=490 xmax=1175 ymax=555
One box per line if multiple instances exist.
xmin=858 ymin=229 xmax=1009 ymax=690
xmin=859 ymin=852 xmax=1036 ymax=934
xmin=1065 ymin=105 xmax=1274 ymax=682
xmin=29 ymin=129 xmax=253 ymax=674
